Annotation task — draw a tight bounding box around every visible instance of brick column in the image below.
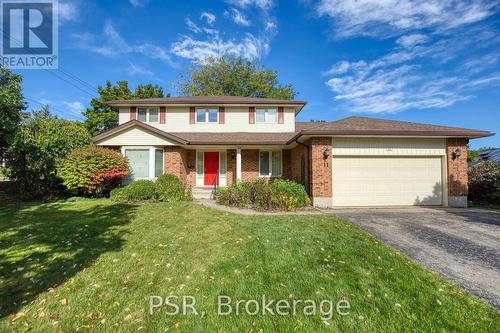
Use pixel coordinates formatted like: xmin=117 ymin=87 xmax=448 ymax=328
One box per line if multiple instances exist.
xmin=309 ymin=137 xmax=332 ymax=207
xmin=446 ymin=138 xmax=468 ymax=207
xmin=241 ymin=149 xmax=259 ymax=181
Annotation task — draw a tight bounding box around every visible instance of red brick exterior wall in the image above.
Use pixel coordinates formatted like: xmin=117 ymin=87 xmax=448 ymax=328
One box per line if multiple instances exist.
xmin=309 ymin=137 xmax=332 ymax=198
xmin=185 ymin=150 xmax=196 ymax=188
xmin=446 ymin=138 xmax=468 ymax=197
xmin=282 ymin=149 xmax=292 ymax=179
xmin=164 ymin=147 xmax=196 ymax=187
xmin=289 ymin=144 xmax=309 ymax=192
xmin=164 ymin=147 xmax=188 ymax=182
xmin=241 ymin=149 xmax=260 ymax=181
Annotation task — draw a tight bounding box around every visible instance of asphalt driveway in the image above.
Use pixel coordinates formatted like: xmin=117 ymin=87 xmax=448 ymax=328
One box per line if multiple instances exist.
xmin=323 ymin=207 xmax=500 ymax=308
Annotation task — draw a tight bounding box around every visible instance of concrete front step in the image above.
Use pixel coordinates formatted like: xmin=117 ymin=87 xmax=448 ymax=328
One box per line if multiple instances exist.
xmin=192 ymin=187 xmax=215 ymax=200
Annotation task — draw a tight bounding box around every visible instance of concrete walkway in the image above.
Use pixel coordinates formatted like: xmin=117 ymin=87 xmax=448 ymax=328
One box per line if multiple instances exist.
xmin=194 ymin=199 xmax=323 ymax=215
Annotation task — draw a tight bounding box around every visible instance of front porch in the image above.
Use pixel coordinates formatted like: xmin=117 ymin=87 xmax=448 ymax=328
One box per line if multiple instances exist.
xmin=162 ymin=147 xmax=303 ymax=190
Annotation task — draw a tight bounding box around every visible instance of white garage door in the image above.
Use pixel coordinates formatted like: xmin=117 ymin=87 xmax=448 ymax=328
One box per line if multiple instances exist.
xmin=332 ymin=157 xmax=443 ymax=206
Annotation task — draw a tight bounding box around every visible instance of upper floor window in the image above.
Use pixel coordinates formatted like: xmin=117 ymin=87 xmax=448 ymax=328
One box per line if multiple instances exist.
xmin=137 ymin=107 xmax=159 ymax=123
xmin=256 ymin=108 xmax=277 ymax=123
xmin=196 ymin=107 xmax=218 ymax=123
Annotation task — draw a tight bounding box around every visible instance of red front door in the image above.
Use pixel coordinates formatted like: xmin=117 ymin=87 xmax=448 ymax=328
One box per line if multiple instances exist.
xmin=204 ymin=152 xmax=219 ymax=186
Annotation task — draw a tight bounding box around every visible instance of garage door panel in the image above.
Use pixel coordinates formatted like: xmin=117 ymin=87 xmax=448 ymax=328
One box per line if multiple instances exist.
xmin=332 ymin=157 xmax=443 ymax=206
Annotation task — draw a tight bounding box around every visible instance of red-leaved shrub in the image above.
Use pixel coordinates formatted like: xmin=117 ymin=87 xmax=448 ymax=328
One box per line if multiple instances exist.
xmin=57 ymin=146 xmax=129 ymax=196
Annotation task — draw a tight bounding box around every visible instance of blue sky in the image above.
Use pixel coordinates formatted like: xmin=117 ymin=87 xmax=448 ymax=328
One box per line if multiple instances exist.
xmin=13 ymin=0 xmax=500 ymax=148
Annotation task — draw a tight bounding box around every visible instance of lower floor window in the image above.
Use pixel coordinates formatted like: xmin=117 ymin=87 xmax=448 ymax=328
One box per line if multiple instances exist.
xmin=259 ymin=150 xmax=282 ymax=177
xmin=124 ymin=147 xmax=164 ymax=179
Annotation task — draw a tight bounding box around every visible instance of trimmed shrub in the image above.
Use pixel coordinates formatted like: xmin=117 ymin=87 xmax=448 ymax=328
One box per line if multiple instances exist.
xmin=216 ymin=178 xmax=310 ymax=211
xmin=6 ymin=118 xmax=92 ymax=198
xmin=468 ymin=161 xmax=500 ymax=204
xmin=216 ymin=179 xmax=271 ymax=209
xmin=57 ymin=146 xmax=129 ymax=196
xmin=155 ymin=173 xmax=191 ymax=202
xmin=270 ymin=179 xmax=310 ymax=211
xmin=110 ymin=180 xmax=157 ymax=202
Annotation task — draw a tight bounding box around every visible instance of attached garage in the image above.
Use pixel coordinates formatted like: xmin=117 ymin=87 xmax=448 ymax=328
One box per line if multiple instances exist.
xmin=331 ymin=138 xmax=447 ymax=207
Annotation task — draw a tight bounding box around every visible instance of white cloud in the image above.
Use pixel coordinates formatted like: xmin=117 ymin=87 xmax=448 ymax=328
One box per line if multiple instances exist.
xmin=225 ymin=8 xmax=252 ymax=26
xmin=62 ymin=101 xmax=85 ymax=116
xmin=200 ymin=12 xmax=216 ymax=25
xmin=171 ymin=34 xmax=268 ymax=62
xmin=72 ymin=22 xmax=178 ymax=68
xmin=316 ymin=0 xmax=497 ymax=38
xmin=57 ymin=1 xmax=78 ymax=22
xmin=226 ymin=0 xmax=273 ymax=10
xmin=128 ymin=62 xmax=154 ymax=77
xmin=396 ymin=34 xmax=428 ymax=48
xmin=186 ymin=18 xmax=201 ymax=33
xmin=324 ymin=24 xmax=500 ymax=113
xmin=127 ymin=63 xmax=164 ymax=82
xmin=129 ymin=0 xmax=148 ymax=7
xmin=265 ymin=21 xmax=277 ymax=32
xmin=172 ymin=2 xmax=277 ymax=63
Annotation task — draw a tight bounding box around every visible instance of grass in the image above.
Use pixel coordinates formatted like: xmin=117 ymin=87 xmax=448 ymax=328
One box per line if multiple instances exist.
xmin=470 ymin=201 xmax=500 ymax=212
xmin=0 ymin=200 xmax=498 ymax=332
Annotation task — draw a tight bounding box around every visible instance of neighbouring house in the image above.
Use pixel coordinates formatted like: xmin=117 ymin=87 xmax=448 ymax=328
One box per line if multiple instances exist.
xmin=93 ymin=96 xmax=494 ymax=208
xmin=477 ymin=148 xmax=500 ymax=163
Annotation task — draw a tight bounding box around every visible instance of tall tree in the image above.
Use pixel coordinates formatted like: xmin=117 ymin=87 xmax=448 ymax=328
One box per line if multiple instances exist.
xmin=23 ymin=104 xmax=56 ymax=125
xmin=176 ymin=56 xmax=297 ymax=100
xmin=83 ymin=81 xmax=167 ymax=135
xmin=0 ymin=65 xmax=27 ymax=150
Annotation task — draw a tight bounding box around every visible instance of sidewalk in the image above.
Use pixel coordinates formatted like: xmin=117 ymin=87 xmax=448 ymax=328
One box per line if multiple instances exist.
xmin=194 ymin=199 xmax=324 ymax=215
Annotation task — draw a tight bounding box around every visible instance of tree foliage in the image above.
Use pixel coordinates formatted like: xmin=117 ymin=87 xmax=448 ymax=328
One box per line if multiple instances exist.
xmin=83 ymin=81 xmax=167 ymax=135
xmin=23 ymin=104 xmax=57 ymax=125
xmin=7 ymin=118 xmax=92 ymax=197
xmin=176 ymin=56 xmax=297 ymax=100
xmin=58 ymin=146 xmax=129 ymax=196
xmin=468 ymin=161 xmax=500 ymax=204
xmin=0 ymin=65 xmax=27 ymax=149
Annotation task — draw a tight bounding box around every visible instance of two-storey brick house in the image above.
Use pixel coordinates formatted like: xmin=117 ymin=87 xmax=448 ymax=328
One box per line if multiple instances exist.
xmin=93 ymin=96 xmax=493 ymax=207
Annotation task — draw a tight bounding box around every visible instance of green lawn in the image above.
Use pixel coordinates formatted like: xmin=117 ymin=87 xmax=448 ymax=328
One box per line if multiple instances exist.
xmin=0 ymin=200 xmax=498 ymax=332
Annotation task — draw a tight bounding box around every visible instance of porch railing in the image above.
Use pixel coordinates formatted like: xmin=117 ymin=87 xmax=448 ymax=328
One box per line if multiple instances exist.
xmin=211 ymin=169 xmax=219 ymax=200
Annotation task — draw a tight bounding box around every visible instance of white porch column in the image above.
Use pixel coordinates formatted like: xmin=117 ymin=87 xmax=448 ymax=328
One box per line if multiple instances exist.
xmin=236 ymin=148 xmax=242 ymax=183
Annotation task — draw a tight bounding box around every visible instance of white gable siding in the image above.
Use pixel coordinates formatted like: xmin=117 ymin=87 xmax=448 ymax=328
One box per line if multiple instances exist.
xmin=118 ymin=106 xmax=296 ymax=132
xmin=332 ymin=138 xmax=446 ymax=156
xmin=95 ymin=127 xmax=177 ymax=146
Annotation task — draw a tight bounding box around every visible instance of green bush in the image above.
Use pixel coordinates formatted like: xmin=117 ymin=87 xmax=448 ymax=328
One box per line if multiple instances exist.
xmin=155 ymin=174 xmax=191 ymax=202
xmin=58 ymin=146 xmax=129 ymax=196
xmin=468 ymin=161 xmax=500 ymax=204
xmin=216 ymin=179 xmax=310 ymax=211
xmin=6 ymin=118 xmax=92 ymax=198
xmin=110 ymin=180 xmax=157 ymax=202
xmin=270 ymin=179 xmax=310 ymax=211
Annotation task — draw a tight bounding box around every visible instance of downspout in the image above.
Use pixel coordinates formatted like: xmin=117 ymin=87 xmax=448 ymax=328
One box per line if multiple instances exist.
xmin=295 ymin=138 xmax=311 ymax=195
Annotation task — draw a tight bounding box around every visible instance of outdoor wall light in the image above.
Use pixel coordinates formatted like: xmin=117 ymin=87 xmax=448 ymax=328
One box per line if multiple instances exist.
xmin=452 ymin=148 xmax=462 ymax=160
xmin=323 ymin=148 xmax=331 ymax=159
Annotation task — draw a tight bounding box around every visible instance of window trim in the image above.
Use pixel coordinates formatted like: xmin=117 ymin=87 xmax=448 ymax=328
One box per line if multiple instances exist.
xmin=255 ymin=108 xmax=278 ymax=124
xmin=121 ymin=146 xmax=164 ymax=180
xmin=259 ymin=149 xmax=282 ymax=177
xmin=136 ymin=107 xmax=160 ymax=124
xmin=195 ymin=107 xmax=219 ymax=124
